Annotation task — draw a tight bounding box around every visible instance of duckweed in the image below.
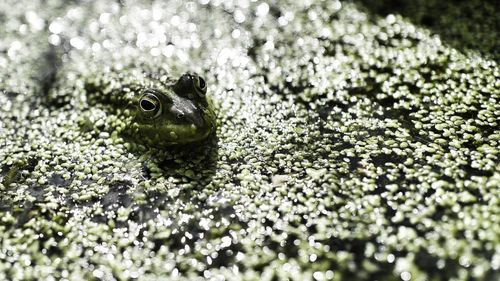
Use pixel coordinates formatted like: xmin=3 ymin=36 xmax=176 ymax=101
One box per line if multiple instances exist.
xmin=0 ymin=0 xmax=499 ymax=280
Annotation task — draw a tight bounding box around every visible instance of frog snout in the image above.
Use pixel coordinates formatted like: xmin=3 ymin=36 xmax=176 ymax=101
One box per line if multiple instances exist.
xmin=169 ymin=102 xmax=205 ymax=128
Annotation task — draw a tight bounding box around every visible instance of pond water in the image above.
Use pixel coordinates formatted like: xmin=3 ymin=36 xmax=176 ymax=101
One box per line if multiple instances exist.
xmin=0 ymin=0 xmax=499 ymax=280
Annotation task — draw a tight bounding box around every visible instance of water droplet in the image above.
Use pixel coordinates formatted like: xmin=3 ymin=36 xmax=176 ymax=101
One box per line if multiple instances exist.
xmin=313 ymin=271 xmax=324 ymax=280
xmin=25 ymin=11 xmax=45 ymax=31
xmin=310 ymin=253 xmax=317 ymax=262
xmin=387 ymin=253 xmax=395 ymax=263
xmin=48 ymin=34 xmax=61 ymax=46
xmin=386 ymin=14 xmax=396 ymax=24
xmin=70 ymin=37 xmax=85 ymax=50
xmin=256 ymin=3 xmax=269 ymax=17
xmin=231 ymin=29 xmax=241 ymax=39
xmin=49 ymin=21 xmax=63 ymax=34
xmin=99 ymin=13 xmax=112 ymax=25
xmin=170 ymin=15 xmax=180 ymax=26
xmin=400 ymin=271 xmax=411 ymax=281
xmin=234 ymin=10 xmax=246 ymax=23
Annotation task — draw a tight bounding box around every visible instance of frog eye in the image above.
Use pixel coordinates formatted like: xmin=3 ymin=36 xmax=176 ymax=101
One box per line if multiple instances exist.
xmin=193 ymin=75 xmax=207 ymax=96
xmin=139 ymin=92 xmax=162 ymax=119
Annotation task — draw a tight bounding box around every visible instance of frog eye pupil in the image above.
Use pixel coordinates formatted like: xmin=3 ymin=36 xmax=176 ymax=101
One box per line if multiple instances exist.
xmin=198 ymin=77 xmax=206 ymax=89
xmin=140 ymin=99 xmax=156 ymax=111
xmin=139 ymin=93 xmax=162 ymax=119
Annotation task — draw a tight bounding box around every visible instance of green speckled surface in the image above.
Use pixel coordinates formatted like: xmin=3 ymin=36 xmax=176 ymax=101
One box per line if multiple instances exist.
xmin=0 ymin=1 xmax=499 ymax=280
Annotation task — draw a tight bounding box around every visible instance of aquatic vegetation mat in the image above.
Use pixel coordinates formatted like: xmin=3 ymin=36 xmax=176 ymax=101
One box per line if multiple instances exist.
xmin=0 ymin=0 xmax=499 ymax=280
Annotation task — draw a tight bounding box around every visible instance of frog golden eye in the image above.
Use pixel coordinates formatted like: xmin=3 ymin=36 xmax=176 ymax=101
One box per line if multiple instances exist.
xmin=139 ymin=92 xmax=162 ymax=119
xmin=194 ymin=75 xmax=207 ymax=96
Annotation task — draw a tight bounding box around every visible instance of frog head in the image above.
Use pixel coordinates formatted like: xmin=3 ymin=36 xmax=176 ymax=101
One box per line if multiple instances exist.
xmin=127 ymin=73 xmax=215 ymax=146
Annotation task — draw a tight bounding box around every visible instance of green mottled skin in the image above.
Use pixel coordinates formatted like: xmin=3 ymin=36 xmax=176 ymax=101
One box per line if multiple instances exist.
xmin=84 ymin=69 xmax=216 ymax=147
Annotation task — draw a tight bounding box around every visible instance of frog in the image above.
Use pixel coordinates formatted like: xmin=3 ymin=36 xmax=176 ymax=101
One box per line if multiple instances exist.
xmin=82 ymin=69 xmax=216 ymax=147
